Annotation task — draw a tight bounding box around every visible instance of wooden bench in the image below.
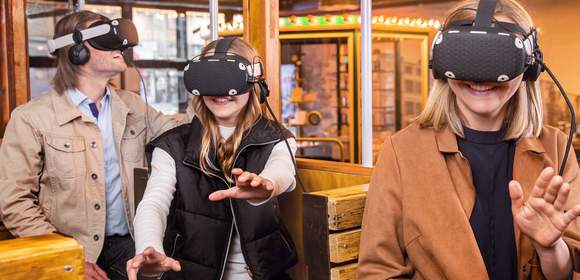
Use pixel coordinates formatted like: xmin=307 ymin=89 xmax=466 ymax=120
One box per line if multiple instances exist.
xmin=0 ymin=233 xmax=85 ymax=279
xmin=0 ymin=222 xmax=12 ymax=241
xmin=303 ymin=184 xmax=369 ymax=280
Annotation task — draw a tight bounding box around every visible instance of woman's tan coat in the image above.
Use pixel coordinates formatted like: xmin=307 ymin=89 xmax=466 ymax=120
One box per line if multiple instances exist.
xmin=357 ymin=122 xmax=580 ymax=279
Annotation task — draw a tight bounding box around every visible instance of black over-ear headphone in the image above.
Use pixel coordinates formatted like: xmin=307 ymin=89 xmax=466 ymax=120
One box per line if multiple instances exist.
xmin=68 ymin=29 xmax=91 ymax=65
xmin=522 ymin=29 xmax=543 ymax=81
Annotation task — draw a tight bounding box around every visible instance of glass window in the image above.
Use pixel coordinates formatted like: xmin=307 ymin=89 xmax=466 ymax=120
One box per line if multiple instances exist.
xmin=29 ymin=68 xmax=57 ymax=98
xmin=281 ymin=37 xmax=351 ymax=162
xmin=370 ymin=35 xmax=426 ymax=162
xmin=84 ymin=5 xmax=122 ymax=19
xmin=138 ymin=68 xmax=186 ymax=115
xmin=399 ymin=39 xmax=423 ymax=128
xmin=372 ymin=37 xmax=396 ymax=135
xmin=133 ymin=8 xmax=179 ymax=60
xmin=27 ymin=1 xmax=69 ymax=100
xmin=27 ymin=2 xmax=68 ymax=56
xmin=185 ymin=11 xmax=225 ymax=58
xmin=28 ymin=15 xmax=58 ymax=56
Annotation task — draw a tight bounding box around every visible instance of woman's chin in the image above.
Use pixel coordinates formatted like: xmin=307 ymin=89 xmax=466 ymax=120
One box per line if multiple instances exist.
xmin=464 ymin=104 xmax=503 ymax=117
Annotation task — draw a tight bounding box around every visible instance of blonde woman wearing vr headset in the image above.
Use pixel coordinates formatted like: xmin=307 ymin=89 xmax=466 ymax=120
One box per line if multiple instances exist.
xmin=126 ymin=38 xmax=298 ymax=280
xmin=358 ymin=0 xmax=580 ymax=279
xmin=0 ymin=11 xmax=178 ymax=280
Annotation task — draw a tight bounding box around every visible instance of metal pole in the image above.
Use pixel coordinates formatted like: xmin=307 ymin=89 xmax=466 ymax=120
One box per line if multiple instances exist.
xmin=72 ymin=0 xmax=85 ymax=11
xmin=209 ymin=0 xmax=219 ymax=41
xmin=361 ymin=0 xmax=373 ymax=167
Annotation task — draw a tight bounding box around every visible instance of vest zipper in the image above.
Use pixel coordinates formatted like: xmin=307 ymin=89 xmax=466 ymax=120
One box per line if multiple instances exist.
xmin=159 ymin=233 xmax=181 ymax=280
xmin=170 ymin=233 xmax=181 ymax=257
xmin=225 ymin=138 xmax=280 ymax=279
xmin=182 ymin=138 xmax=281 ymax=279
xmin=182 ymin=160 xmax=235 ymax=280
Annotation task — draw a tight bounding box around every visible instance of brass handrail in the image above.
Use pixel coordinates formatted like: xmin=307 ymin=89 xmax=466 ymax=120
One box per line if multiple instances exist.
xmin=296 ymin=137 xmax=345 ymax=162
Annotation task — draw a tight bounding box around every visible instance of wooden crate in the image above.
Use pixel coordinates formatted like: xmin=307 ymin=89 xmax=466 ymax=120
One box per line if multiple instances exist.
xmin=303 ymin=184 xmax=368 ymax=280
xmin=0 ymin=233 xmax=85 ymax=279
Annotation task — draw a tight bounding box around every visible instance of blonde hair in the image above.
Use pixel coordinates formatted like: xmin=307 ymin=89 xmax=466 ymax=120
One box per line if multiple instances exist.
xmin=192 ymin=38 xmax=263 ymax=182
xmin=52 ymin=11 xmax=110 ymax=94
xmin=417 ymin=0 xmax=543 ymax=139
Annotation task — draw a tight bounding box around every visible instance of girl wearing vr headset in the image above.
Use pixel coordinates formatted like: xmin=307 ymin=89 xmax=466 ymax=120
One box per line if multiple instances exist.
xmin=126 ymin=38 xmax=298 ymax=280
xmin=358 ymin=0 xmax=580 ymax=279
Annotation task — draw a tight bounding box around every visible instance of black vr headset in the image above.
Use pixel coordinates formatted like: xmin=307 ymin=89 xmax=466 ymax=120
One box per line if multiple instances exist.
xmin=183 ymin=37 xmax=269 ymax=103
xmin=47 ymin=18 xmax=139 ymax=65
xmin=431 ymin=0 xmax=575 ymax=176
xmin=430 ymin=0 xmax=542 ymax=83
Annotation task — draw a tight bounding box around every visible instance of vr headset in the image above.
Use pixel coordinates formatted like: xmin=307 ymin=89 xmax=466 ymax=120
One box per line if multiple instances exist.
xmin=183 ymin=37 xmax=269 ymax=103
xmin=47 ymin=18 xmax=139 ymax=65
xmin=430 ymin=0 xmax=542 ymax=83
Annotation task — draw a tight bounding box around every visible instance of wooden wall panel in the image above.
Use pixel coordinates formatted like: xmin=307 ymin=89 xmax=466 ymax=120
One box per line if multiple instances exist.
xmin=0 ymin=0 xmax=30 ymax=138
xmin=243 ymin=0 xmax=281 ymax=117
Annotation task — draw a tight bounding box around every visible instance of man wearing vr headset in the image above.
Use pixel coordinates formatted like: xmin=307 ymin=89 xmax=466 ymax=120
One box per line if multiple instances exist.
xmin=358 ymin=0 xmax=580 ymax=279
xmin=0 ymin=11 xmax=176 ymax=280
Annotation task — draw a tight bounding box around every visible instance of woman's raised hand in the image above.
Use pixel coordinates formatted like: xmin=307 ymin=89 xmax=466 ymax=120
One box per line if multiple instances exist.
xmin=509 ymin=167 xmax=580 ymax=249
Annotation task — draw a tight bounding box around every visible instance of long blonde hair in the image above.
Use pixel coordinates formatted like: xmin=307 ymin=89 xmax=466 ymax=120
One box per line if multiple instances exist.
xmin=417 ymin=0 xmax=543 ymax=139
xmin=192 ymin=38 xmax=263 ymax=182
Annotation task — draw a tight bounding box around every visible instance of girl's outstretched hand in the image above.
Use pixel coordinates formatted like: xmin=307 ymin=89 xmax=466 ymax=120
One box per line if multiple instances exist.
xmin=126 ymin=247 xmax=181 ymax=280
xmin=208 ymin=168 xmax=274 ymax=201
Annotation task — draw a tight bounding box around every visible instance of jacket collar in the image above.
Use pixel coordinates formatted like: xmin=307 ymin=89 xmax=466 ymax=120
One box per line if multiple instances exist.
xmin=434 ymin=124 xmax=546 ymax=154
xmin=52 ymin=89 xmax=83 ymax=126
xmin=52 ymin=87 xmax=132 ymax=126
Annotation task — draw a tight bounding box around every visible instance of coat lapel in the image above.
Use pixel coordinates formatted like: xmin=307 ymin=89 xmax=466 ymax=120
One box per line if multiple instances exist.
xmin=433 ymin=126 xmax=487 ymax=278
xmin=435 ymin=126 xmax=476 ymax=219
xmin=433 ymin=127 xmax=549 ymax=279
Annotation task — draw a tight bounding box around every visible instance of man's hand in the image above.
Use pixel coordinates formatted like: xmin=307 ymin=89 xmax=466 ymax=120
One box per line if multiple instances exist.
xmin=85 ymin=262 xmax=109 ymax=280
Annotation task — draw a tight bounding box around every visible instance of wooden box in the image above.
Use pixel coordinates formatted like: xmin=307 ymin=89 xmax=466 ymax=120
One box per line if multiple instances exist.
xmin=303 ymin=184 xmax=369 ymax=280
xmin=0 ymin=233 xmax=85 ymax=279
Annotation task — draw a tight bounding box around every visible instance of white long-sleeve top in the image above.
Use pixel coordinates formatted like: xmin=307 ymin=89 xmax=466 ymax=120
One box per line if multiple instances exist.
xmin=134 ymin=126 xmax=297 ymax=280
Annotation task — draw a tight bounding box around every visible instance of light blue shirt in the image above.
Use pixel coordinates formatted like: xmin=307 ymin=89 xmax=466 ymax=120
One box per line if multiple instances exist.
xmin=67 ymin=87 xmax=129 ymax=236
